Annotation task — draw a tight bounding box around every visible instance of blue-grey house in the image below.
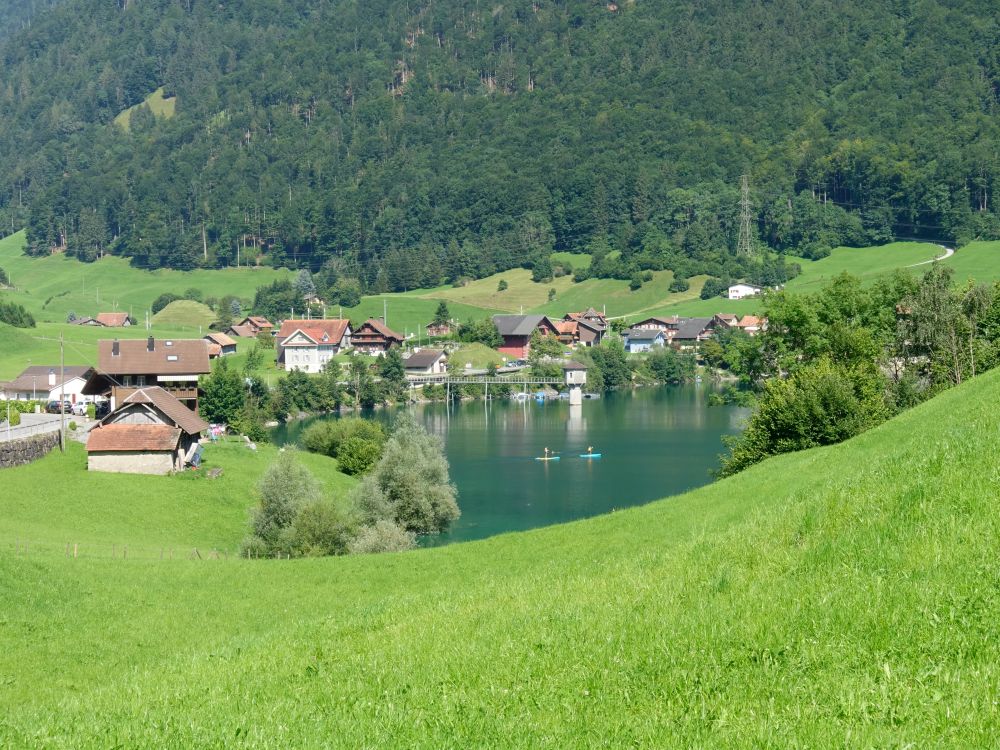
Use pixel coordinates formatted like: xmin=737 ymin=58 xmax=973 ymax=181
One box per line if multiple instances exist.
xmin=623 ymin=328 xmax=666 ymax=353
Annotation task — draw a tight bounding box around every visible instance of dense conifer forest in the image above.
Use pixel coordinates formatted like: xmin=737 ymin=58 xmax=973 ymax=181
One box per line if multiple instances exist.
xmin=0 ymin=0 xmax=997 ymax=298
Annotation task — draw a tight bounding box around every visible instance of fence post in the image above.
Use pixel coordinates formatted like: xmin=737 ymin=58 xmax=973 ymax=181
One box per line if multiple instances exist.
xmin=73 ymin=543 xmax=78 ymax=559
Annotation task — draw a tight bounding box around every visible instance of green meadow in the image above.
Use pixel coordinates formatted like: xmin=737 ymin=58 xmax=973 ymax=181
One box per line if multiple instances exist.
xmin=113 ymin=87 xmax=177 ymax=131
xmin=0 ymin=231 xmax=289 ymax=323
xmin=3 ymin=355 xmax=1000 ymax=744
xmin=0 ymin=440 xmax=353 ymax=554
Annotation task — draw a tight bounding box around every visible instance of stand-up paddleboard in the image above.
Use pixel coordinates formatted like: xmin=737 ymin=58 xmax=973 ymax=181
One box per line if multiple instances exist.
xmin=579 ymin=453 xmax=602 ymax=458
xmin=535 ymin=455 xmax=561 ymax=461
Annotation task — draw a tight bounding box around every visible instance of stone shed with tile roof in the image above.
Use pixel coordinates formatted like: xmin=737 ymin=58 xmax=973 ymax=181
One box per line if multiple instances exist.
xmin=86 ymin=386 xmax=208 ymax=475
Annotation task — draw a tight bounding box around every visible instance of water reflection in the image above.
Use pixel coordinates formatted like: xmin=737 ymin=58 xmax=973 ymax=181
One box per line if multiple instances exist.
xmin=272 ymin=385 xmax=749 ymax=544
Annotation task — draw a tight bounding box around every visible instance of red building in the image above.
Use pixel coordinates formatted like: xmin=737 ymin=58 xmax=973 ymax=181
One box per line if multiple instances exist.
xmin=492 ymin=315 xmax=561 ymax=358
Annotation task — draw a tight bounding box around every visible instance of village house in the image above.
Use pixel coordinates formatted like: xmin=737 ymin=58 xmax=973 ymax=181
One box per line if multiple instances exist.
xmin=623 ymin=328 xmax=666 ymax=353
xmin=493 ymin=314 xmax=562 ymax=358
xmin=735 ymin=315 xmax=764 ymax=335
xmin=0 ymin=365 xmax=96 ymax=403
xmin=671 ymin=317 xmax=715 ymax=349
xmin=203 ymin=331 xmax=238 ymax=358
xmin=403 ymin=349 xmax=448 ymax=376
xmin=72 ymin=316 xmax=103 ymax=326
xmin=86 ymin=386 xmax=208 ymax=475
xmin=237 ymin=316 xmax=274 ymax=335
xmin=226 ymin=323 xmax=257 ymax=338
xmin=711 ymin=313 xmax=739 ymax=329
xmin=727 ymin=283 xmax=763 ymax=300
xmin=82 ymin=337 xmax=211 ymax=412
xmin=276 ymin=319 xmax=352 ymax=373
xmin=559 ymin=308 xmax=607 ymax=347
xmin=425 ymin=321 xmax=452 ymax=338
xmin=352 ymin=318 xmax=404 ymax=356
xmin=95 ymin=312 xmax=131 ymax=327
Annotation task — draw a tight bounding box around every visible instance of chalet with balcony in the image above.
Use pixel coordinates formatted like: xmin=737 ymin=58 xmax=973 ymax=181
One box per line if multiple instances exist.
xmin=82 ymin=337 xmax=211 ymax=412
xmin=276 ymin=319 xmax=352 ymax=373
xmin=352 ymin=318 xmax=404 ymax=356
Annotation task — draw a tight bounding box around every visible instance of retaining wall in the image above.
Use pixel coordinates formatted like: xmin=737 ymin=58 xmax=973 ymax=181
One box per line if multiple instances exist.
xmin=0 ymin=432 xmax=60 ymax=469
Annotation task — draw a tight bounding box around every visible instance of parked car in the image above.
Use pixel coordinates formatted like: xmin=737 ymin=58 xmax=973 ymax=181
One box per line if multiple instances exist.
xmin=71 ymin=402 xmax=88 ymax=416
xmin=94 ymin=401 xmax=110 ymax=418
xmin=46 ymin=400 xmax=72 ymax=414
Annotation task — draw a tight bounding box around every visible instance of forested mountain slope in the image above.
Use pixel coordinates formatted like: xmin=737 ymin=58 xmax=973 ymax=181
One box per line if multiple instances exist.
xmin=0 ymin=0 xmax=61 ymax=39
xmin=0 ymin=0 xmax=997 ymax=291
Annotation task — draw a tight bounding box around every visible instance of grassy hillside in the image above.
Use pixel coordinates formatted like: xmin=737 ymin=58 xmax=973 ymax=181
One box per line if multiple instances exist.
xmin=0 ymin=231 xmax=289 ymax=322
xmin=941 ymin=240 xmax=1000 ymax=283
xmin=150 ymin=299 xmax=216 ymax=329
xmin=4 ymin=361 xmax=1000 ymax=744
xmin=112 ymin=86 xmax=176 ymax=131
xmin=0 ymin=440 xmax=354 ymax=553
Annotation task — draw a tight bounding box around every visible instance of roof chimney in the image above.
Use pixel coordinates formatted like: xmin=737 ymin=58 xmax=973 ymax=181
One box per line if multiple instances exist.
xmin=147 ymin=336 xmax=155 ymax=352
xmin=112 ymin=339 xmax=120 ymax=357
xmin=48 ymin=368 xmax=56 ymax=386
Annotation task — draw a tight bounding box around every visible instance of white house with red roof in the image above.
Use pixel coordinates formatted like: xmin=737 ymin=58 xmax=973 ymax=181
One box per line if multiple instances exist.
xmin=276 ymin=319 xmax=352 ymax=373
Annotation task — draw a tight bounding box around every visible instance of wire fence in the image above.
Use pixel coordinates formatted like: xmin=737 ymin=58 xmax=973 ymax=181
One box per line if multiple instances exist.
xmin=3 ymin=537 xmax=269 ymax=562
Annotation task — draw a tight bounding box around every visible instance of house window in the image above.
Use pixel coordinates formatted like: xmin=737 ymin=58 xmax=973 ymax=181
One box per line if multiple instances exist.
xmin=167 ymin=355 xmax=178 ymax=361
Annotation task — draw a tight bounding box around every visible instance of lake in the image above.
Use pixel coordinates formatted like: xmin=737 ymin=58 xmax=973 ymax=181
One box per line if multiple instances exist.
xmin=272 ymin=386 xmax=749 ymax=544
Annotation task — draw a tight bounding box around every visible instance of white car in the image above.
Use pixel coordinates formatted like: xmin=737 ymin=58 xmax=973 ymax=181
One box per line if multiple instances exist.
xmin=71 ymin=402 xmax=88 ymax=416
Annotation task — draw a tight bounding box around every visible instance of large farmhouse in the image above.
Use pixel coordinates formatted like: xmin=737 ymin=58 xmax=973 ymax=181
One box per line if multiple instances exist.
xmin=276 ymin=319 xmax=352 ymax=373
xmin=86 ymin=387 xmax=208 ymax=475
xmin=82 ymin=337 xmax=211 ymax=412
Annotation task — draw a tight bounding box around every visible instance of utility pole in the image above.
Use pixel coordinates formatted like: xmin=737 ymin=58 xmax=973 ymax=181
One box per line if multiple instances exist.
xmin=59 ymin=333 xmax=65 ymax=452
xmin=737 ymin=174 xmax=755 ymax=257
xmin=383 ymin=298 xmax=387 ymax=326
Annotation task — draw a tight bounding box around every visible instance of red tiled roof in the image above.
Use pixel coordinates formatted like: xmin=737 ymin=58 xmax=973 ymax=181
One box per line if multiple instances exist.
xmin=277 ymin=319 xmax=351 ymax=346
xmin=737 ymin=315 xmax=762 ymax=327
xmin=206 ymin=343 xmax=222 ymax=357
xmin=95 ymin=312 xmax=130 ymax=327
xmin=203 ymin=332 xmax=237 ymax=347
xmin=87 ymin=424 xmax=181 ymax=452
xmin=246 ymin=316 xmax=273 ymax=329
xmin=115 ymin=386 xmax=209 ymax=435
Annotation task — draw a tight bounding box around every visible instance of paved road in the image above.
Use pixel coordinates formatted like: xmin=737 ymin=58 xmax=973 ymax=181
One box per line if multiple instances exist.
xmin=908 ymin=245 xmax=955 ymax=267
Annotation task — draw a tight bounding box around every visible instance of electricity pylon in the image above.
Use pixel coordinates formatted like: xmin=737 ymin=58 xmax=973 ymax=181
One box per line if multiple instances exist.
xmin=737 ymin=174 xmax=755 ymax=256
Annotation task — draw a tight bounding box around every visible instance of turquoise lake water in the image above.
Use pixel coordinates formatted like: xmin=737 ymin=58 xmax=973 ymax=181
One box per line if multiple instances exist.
xmin=272 ymin=386 xmax=749 ymax=544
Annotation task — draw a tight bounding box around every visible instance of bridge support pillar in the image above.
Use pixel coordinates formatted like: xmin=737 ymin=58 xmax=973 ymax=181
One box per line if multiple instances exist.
xmin=569 ymin=385 xmax=582 ymax=405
